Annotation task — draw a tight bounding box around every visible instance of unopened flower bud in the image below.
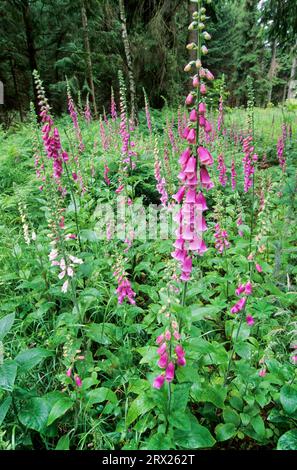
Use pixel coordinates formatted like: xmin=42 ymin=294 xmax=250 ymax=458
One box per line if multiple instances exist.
xmin=184 ymin=63 xmax=192 ymax=72
xmin=200 ymin=7 xmax=206 ymax=14
xmin=201 ymin=45 xmax=208 ymax=55
xmin=200 ymin=15 xmax=206 ymax=21
xmin=198 ymin=22 xmax=205 ymax=30
xmin=195 ymin=59 xmax=202 ymax=68
xmin=188 ymin=21 xmax=197 ymax=31
xmin=186 ymin=42 xmax=196 ymax=50
xmin=192 ymin=11 xmax=199 ymax=19
xmin=203 ymin=31 xmax=211 ymax=40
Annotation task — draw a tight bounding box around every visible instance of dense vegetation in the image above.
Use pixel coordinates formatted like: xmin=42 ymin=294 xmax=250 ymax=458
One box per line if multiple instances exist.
xmin=0 ymin=0 xmax=296 ymax=453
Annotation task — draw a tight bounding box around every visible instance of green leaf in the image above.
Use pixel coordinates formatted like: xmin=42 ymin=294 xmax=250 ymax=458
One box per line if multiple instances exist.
xmin=0 ymin=361 xmax=17 ymax=392
xmin=190 ymin=305 xmax=221 ymax=322
xmin=215 ymin=423 xmax=237 ymax=441
xmin=144 ymin=433 xmax=173 ymax=450
xmin=126 ymin=395 xmax=155 ymax=426
xmin=0 ymin=396 xmax=12 ymax=425
xmin=86 ymin=387 xmax=117 ymax=405
xmin=19 ymin=397 xmax=51 ymax=432
xmin=86 ymin=323 xmax=121 ymax=345
xmin=223 ymin=407 xmax=241 ymax=426
xmin=55 ymin=435 xmax=70 ymax=450
xmin=15 ymin=348 xmax=52 ymax=373
xmin=174 ymin=413 xmax=215 ymax=449
xmin=251 ymin=415 xmax=265 ymax=439
xmin=47 ymin=397 xmax=74 ymax=426
xmin=277 ymin=429 xmax=297 ymax=450
xmin=192 ymin=383 xmax=227 ymax=409
xmin=280 ymin=385 xmax=297 ymax=415
xmin=0 ymin=313 xmax=15 ymax=341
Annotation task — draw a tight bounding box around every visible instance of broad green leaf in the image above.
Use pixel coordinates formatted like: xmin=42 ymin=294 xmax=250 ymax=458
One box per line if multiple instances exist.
xmin=47 ymin=397 xmax=74 ymax=426
xmin=126 ymin=395 xmax=155 ymax=426
xmin=0 ymin=313 xmax=15 ymax=341
xmin=174 ymin=413 xmax=215 ymax=449
xmin=277 ymin=429 xmax=297 ymax=450
xmin=86 ymin=323 xmax=121 ymax=345
xmin=0 ymin=396 xmax=12 ymax=425
xmin=144 ymin=433 xmax=173 ymax=450
xmin=19 ymin=397 xmax=51 ymax=432
xmin=190 ymin=305 xmax=221 ymax=322
xmin=223 ymin=407 xmax=241 ymax=426
xmin=251 ymin=415 xmax=265 ymax=439
xmin=55 ymin=435 xmax=70 ymax=450
xmin=0 ymin=361 xmax=17 ymax=392
xmin=15 ymin=348 xmax=53 ymax=373
xmin=86 ymin=387 xmax=117 ymax=405
xmin=215 ymin=423 xmax=237 ymax=441
xmin=280 ymin=385 xmax=297 ymax=415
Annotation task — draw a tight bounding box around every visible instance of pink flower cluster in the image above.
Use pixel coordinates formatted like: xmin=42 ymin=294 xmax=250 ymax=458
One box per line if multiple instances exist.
xmin=42 ymin=121 xmax=69 ymax=181
xmin=242 ymin=135 xmax=257 ymax=192
xmin=217 ymin=154 xmax=227 ymax=186
xmin=104 ymin=163 xmax=111 ymax=185
xmin=154 ymin=159 xmax=168 ymax=207
xmin=50 ymin=250 xmax=83 ymax=293
xmin=68 ymin=93 xmax=84 ymax=152
xmin=214 ymin=223 xmax=230 ymax=253
xmin=171 ymin=69 xmax=215 ymax=281
xmin=231 ymin=158 xmax=237 ymax=191
xmin=153 ymin=326 xmax=186 ymax=389
xmin=277 ymin=129 xmax=286 ymax=172
xmin=113 ymin=265 xmax=136 ymax=305
xmin=110 ymin=88 xmax=117 ymax=121
xmin=231 ymin=281 xmax=252 ymax=314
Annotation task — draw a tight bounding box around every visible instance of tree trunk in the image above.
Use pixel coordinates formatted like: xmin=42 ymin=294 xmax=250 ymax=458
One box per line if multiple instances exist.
xmin=119 ymin=0 xmax=138 ymax=126
xmin=287 ymin=40 xmax=297 ymax=100
xmin=267 ymin=40 xmax=277 ymax=105
xmin=81 ymin=0 xmax=98 ymax=117
xmin=21 ymin=0 xmax=39 ymax=116
xmin=10 ymin=58 xmax=23 ymax=122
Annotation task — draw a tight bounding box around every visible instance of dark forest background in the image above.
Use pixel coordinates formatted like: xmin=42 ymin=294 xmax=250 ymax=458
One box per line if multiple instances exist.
xmin=0 ymin=0 xmax=296 ymax=124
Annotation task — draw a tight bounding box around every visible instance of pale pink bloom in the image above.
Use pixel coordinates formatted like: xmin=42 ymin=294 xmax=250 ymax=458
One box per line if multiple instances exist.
xmin=69 ymin=255 xmax=83 ymax=264
xmin=61 ymin=279 xmax=69 ymax=293
xmin=165 ymin=330 xmax=171 ymax=341
xmin=49 ymin=249 xmax=58 ymax=261
xmin=165 ymin=362 xmax=175 ymax=382
xmin=58 ymin=270 xmax=66 ymax=280
xmin=67 ymin=267 xmax=74 ymax=277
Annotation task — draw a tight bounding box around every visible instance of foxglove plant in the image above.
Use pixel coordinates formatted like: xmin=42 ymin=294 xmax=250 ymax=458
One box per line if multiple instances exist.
xmin=110 ymin=87 xmax=117 ymax=121
xmin=172 ymin=1 xmax=214 ymax=283
xmin=113 ymin=257 xmax=136 ymax=305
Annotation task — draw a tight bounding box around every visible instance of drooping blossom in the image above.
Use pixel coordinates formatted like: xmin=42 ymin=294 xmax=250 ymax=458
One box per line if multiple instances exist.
xmin=242 ymin=135 xmax=257 ymax=192
xmin=246 ymin=315 xmax=255 ymax=326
